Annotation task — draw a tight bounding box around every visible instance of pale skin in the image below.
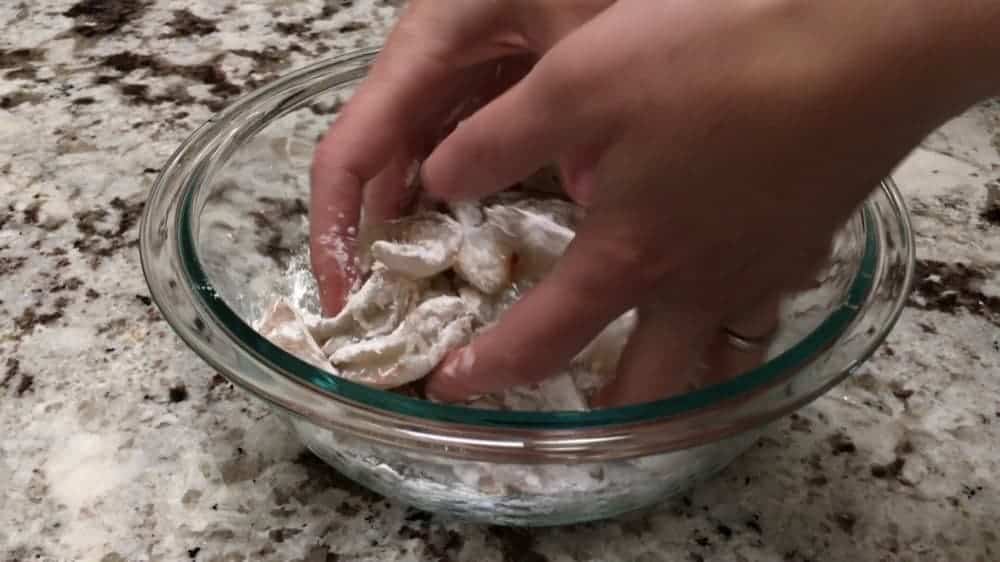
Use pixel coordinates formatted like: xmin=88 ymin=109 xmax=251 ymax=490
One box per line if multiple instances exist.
xmin=310 ymin=0 xmax=1000 ymax=407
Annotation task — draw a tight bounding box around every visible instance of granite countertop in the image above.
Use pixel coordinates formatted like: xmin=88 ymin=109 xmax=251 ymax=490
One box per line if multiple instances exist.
xmin=1 ymin=1 xmax=998 ymax=561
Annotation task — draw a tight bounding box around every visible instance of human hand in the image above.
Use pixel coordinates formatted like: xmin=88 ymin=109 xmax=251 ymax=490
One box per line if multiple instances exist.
xmin=312 ymin=0 xmax=998 ymax=406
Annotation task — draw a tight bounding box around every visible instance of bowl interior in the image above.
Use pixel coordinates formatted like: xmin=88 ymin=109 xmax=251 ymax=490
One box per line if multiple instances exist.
xmin=171 ymin=52 xmax=904 ymax=430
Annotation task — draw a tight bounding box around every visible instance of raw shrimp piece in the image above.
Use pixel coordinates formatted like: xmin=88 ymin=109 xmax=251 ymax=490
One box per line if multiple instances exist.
xmin=310 ymin=266 xmax=423 ymax=345
xmin=509 ymin=196 xmax=582 ymax=229
xmin=499 ymin=373 xmax=589 ymax=412
xmin=329 ymin=296 xmax=474 ymax=388
xmin=571 ymin=310 xmax=638 ymax=397
xmin=485 ymin=206 xmax=575 ymax=259
xmin=370 ymin=212 xmax=462 ymax=279
xmin=448 ymin=201 xmax=513 ymax=294
xmin=458 ymin=285 xmax=497 ymax=325
xmin=448 ymin=201 xmax=484 ymax=228
xmin=485 ymin=205 xmax=575 ymax=284
xmin=265 ymin=192 xmax=630 ymax=416
xmin=257 ymin=298 xmax=335 ymax=373
xmin=454 ymin=223 xmax=513 ymax=295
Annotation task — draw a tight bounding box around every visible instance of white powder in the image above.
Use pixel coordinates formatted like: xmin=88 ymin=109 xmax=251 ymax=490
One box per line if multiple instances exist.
xmin=369 ymin=212 xmax=462 ymax=279
xmin=259 ymin=193 xmax=635 ymax=410
xmin=316 ymin=229 xmax=356 ymax=278
xmin=327 ymin=296 xmax=474 ymax=388
xmin=256 ymin=299 xmax=332 ymax=372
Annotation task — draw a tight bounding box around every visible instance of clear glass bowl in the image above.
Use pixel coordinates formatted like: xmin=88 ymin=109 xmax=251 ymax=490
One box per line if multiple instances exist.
xmin=140 ymin=48 xmax=915 ymax=526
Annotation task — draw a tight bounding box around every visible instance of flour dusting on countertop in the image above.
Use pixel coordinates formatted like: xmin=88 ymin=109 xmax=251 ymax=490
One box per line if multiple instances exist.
xmin=1 ymin=1 xmax=999 ymax=561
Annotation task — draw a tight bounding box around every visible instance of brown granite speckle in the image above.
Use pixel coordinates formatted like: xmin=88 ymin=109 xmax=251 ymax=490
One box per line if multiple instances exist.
xmin=832 ymin=512 xmax=857 ymax=535
xmin=788 ymin=413 xmax=812 ymax=433
xmin=5 ymin=65 xmax=38 ymax=80
xmin=13 ymin=306 xmax=64 ymax=334
xmin=298 ymin=545 xmax=339 ymax=562
xmin=51 ymin=277 xmax=84 ymax=293
xmin=1 ymin=358 xmax=20 ymax=388
xmin=396 ymin=518 xmax=464 ymax=562
xmin=828 ymin=431 xmax=857 ymax=455
xmin=165 ymin=9 xmax=218 ymax=37
xmin=0 ymin=47 xmax=43 ymax=68
xmin=64 ymin=0 xmax=150 ymax=37
xmin=248 ymin=196 xmax=308 ymax=269
xmin=267 ymin=528 xmax=302 ymax=543
xmin=96 ymin=317 xmax=128 ymax=335
xmin=0 ymin=256 xmax=27 ymax=277
xmin=0 ymin=90 xmax=44 ymax=109
xmin=101 ymin=52 xmax=241 ymax=98
xmin=871 ymin=457 xmax=906 ymax=480
xmin=909 ymin=259 xmax=999 ymax=325
xmin=168 ymin=384 xmax=188 ymax=403
xmin=291 ymin=450 xmax=382 ymax=503
xmin=982 ymin=183 xmax=1000 ymax=226
xmin=274 ymin=21 xmax=312 ymax=37
xmin=338 ymin=21 xmax=368 ymax=33
xmin=888 ymin=381 xmax=914 ymax=404
xmin=71 ymin=197 xmax=144 ymax=267
xmin=0 ymin=47 xmax=45 ymax=81
xmin=118 ymin=83 xmax=161 ymax=105
xmin=488 ymin=527 xmax=549 ymax=562
xmin=16 ymin=373 xmax=34 ymax=396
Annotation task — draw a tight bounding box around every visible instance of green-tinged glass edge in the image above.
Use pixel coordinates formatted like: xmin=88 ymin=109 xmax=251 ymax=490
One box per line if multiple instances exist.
xmin=178 ymin=177 xmax=878 ymax=429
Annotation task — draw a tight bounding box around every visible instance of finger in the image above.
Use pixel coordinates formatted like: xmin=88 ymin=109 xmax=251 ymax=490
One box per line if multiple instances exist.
xmin=310 ymin=45 xmax=451 ymax=204
xmin=364 ymin=155 xmax=421 ymax=224
xmin=312 ymin=0 xmax=523 ymax=191
xmin=310 ymin=169 xmax=363 ymax=315
xmin=701 ymin=295 xmax=782 ymax=387
xmin=361 ymin=57 xmax=535 ymax=223
xmin=425 ymin=236 xmax=632 ymax=402
xmin=592 ymin=304 xmax=717 ymax=408
xmin=693 ymin=246 xmax=827 ymax=385
xmin=310 ymin=29 xmax=453 ymax=312
xmin=421 ymin=51 xmax=604 ymax=201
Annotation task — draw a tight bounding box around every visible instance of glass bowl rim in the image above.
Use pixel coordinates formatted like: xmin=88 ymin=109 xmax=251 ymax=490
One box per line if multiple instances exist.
xmin=146 ymin=47 xmax=913 ymax=434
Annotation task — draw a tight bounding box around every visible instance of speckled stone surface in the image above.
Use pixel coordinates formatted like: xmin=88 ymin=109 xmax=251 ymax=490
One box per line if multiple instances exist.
xmin=1 ymin=2 xmax=998 ymax=561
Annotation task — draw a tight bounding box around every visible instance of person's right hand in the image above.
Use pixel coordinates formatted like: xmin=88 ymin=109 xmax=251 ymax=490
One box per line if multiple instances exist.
xmin=312 ymin=0 xmax=999 ymax=406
